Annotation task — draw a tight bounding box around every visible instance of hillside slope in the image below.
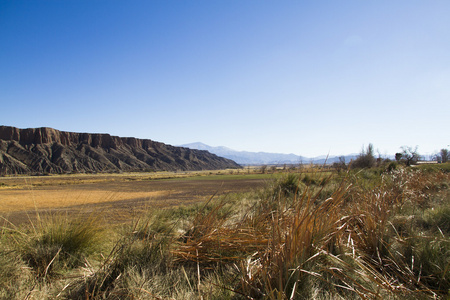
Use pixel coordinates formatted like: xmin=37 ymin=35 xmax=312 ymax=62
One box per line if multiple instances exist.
xmin=0 ymin=126 xmax=240 ymax=175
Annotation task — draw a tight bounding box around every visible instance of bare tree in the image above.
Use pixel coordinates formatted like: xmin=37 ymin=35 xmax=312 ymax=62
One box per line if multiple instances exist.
xmin=401 ymin=146 xmax=420 ymax=166
xmin=260 ymin=165 xmax=267 ymax=174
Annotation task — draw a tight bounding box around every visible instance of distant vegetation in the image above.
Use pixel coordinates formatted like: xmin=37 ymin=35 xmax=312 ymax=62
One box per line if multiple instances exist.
xmin=1 ymin=158 xmax=449 ymax=298
xmin=333 ymin=143 xmax=450 ymax=172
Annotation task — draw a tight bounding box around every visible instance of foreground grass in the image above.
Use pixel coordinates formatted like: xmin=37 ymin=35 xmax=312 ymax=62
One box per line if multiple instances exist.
xmin=1 ymin=167 xmax=449 ymax=299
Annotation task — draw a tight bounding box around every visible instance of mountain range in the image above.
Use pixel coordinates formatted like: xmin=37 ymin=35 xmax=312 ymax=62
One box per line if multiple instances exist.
xmin=0 ymin=126 xmax=240 ymax=175
xmin=181 ymin=142 xmax=358 ymax=165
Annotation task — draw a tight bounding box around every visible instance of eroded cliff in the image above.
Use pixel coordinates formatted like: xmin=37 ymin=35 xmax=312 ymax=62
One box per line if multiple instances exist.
xmin=0 ymin=126 xmax=240 ymax=175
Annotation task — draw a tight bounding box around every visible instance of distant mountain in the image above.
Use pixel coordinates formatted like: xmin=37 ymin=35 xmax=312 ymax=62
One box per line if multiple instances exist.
xmin=310 ymin=154 xmax=359 ymax=165
xmin=180 ymin=143 xmax=302 ymax=165
xmin=0 ymin=126 xmax=240 ymax=175
xmin=181 ymin=142 xmax=358 ymax=165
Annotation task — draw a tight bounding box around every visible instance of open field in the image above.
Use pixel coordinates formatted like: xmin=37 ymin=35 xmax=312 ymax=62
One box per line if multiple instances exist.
xmin=0 ymin=170 xmax=270 ymax=225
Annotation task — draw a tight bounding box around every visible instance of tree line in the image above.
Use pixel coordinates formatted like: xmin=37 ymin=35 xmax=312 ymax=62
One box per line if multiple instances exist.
xmin=333 ymin=144 xmax=449 ymax=170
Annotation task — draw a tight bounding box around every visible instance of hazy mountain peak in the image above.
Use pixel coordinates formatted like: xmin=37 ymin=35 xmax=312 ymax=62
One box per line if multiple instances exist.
xmin=181 ymin=142 xmax=359 ymax=165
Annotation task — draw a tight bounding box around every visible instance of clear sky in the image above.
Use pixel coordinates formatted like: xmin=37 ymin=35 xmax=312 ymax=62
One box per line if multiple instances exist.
xmin=1 ymin=1 xmax=449 ymax=158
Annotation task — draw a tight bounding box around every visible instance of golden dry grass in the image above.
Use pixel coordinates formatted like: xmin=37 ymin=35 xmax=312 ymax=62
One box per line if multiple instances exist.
xmin=0 ymin=171 xmax=267 ymax=227
xmin=0 ymin=189 xmax=170 ymax=212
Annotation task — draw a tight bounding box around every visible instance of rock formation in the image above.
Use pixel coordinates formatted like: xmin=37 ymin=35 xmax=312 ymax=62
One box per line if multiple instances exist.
xmin=0 ymin=126 xmax=240 ymax=175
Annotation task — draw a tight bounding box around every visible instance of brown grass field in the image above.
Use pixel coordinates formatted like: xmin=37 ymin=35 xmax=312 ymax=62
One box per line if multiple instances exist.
xmin=0 ymin=170 xmax=267 ymax=225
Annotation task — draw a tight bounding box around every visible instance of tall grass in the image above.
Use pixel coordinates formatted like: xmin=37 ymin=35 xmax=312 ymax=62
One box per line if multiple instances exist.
xmin=0 ymin=227 xmax=33 ymax=299
xmin=1 ymin=211 xmax=105 ymax=287
xmin=169 ymin=168 xmax=449 ymax=299
xmin=1 ymin=166 xmax=448 ymax=299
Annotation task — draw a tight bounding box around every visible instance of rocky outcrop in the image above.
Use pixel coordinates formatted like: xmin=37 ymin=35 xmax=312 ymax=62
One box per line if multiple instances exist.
xmin=0 ymin=126 xmax=240 ymax=175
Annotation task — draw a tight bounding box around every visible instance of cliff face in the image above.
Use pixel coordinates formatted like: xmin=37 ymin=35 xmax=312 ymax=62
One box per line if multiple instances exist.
xmin=0 ymin=126 xmax=240 ymax=175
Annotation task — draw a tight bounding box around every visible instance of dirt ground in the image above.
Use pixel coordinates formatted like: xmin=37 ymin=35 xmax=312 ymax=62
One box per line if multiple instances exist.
xmin=0 ymin=172 xmax=267 ymax=225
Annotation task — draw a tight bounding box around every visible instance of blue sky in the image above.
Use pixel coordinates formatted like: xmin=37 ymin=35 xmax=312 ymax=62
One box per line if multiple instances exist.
xmin=1 ymin=1 xmax=449 ymax=158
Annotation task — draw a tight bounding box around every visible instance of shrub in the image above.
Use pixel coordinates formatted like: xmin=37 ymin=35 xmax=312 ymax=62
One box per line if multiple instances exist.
xmin=277 ymin=173 xmax=302 ymax=195
xmin=351 ymin=143 xmax=376 ymax=169
xmin=386 ymin=161 xmax=398 ymax=172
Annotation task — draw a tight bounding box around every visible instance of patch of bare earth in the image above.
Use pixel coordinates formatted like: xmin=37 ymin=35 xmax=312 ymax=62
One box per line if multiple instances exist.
xmin=0 ymin=173 xmax=265 ymax=225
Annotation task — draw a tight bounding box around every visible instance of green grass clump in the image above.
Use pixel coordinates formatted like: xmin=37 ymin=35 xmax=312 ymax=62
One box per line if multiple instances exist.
xmin=12 ymin=213 xmax=104 ymax=279
xmin=66 ymin=209 xmax=177 ymax=299
xmin=272 ymin=173 xmax=303 ymax=197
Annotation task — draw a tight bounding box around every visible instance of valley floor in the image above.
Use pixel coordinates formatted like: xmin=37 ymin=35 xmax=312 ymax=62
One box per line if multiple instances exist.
xmin=0 ymin=170 xmax=267 ymax=225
